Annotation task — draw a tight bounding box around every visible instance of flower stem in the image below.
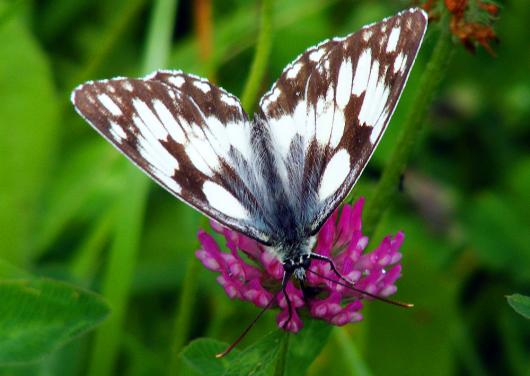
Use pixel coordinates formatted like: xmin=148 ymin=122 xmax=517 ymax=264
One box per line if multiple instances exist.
xmin=363 ymin=22 xmax=453 ymax=236
xmin=240 ymin=0 xmax=274 ymax=113
xmin=273 ymin=332 xmax=290 ymax=376
xmin=87 ymin=1 xmax=178 ymax=375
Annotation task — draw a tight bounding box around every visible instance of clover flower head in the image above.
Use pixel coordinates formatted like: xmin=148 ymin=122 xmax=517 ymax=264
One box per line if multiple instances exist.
xmin=423 ymin=0 xmax=500 ymax=55
xmin=195 ymin=197 xmax=405 ymax=333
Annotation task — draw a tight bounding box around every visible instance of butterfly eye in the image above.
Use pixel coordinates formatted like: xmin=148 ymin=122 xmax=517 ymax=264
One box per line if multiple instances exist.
xmin=283 ymin=261 xmax=296 ymax=273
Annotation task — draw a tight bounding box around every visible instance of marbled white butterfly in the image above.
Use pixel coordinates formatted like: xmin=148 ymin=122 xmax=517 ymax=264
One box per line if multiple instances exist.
xmin=72 ymin=8 xmax=427 ymax=296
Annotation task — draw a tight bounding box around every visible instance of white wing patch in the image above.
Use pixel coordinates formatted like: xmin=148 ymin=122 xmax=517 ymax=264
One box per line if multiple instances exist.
xmin=168 ymin=75 xmax=185 ymax=88
xmin=98 ymin=94 xmax=122 ymax=116
xmin=309 ymin=48 xmax=326 ymax=62
xmin=193 ymin=80 xmax=211 ymax=93
xmin=132 ymin=114 xmax=179 ymax=175
xmin=387 ymin=27 xmax=401 ymax=52
xmin=358 ymin=60 xmax=384 ymax=127
xmin=315 ymin=87 xmax=335 ymax=146
xmin=226 ymin=121 xmax=252 ymax=160
xmin=286 ymin=62 xmax=303 ymax=80
xmin=352 ymin=49 xmax=371 ymax=96
xmin=109 ymin=120 xmax=126 ymax=142
xmin=203 ymin=181 xmax=249 ymax=219
xmin=133 ymin=98 xmax=169 ymax=140
xmin=335 ymin=58 xmax=353 ymax=109
xmin=152 ymin=100 xmax=186 ymax=143
xmin=318 ymin=149 xmax=351 ymax=200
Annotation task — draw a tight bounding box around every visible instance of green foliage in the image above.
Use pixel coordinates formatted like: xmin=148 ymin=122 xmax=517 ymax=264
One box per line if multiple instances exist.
xmin=507 ymin=294 xmax=530 ymax=320
xmin=0 ymin=0 xmax=529 ymax=374
xmin=0 ymin=274 xmax=109 ymax=365
xmin=181 ymin=338 xmax=238 ymax=375
xmin=181 ymin=320 xmax=331 ymax=376
xmin=0 ymin=11 xmax=59 ymax=266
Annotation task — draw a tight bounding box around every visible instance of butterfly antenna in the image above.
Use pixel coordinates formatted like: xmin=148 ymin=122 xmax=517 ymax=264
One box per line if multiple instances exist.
xmin=216 ymin=270 xmax=293 ymax=358
xmin=215 ymin=297 xmax=275 ymax=358
xmin=309 ymin=253 xmax=413 ymax=308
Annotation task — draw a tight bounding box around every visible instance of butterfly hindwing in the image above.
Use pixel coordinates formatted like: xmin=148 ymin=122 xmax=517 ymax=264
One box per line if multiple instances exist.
xmin=257 ymin=8 xmax=428 ymax=235
xmin=71 ymin=71 xmax=273 ymax=243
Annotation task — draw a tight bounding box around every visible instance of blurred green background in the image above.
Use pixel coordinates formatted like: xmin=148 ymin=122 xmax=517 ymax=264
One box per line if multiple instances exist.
xmin=0 ymin=0 xmax=529 ymax=375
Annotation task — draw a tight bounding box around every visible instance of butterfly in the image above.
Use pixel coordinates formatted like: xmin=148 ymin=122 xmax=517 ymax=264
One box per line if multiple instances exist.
xmin=72 ymin=8 xmax=427 ymax=295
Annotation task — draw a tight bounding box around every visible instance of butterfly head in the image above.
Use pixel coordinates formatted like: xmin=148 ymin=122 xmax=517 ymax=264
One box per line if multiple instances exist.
xmin=283 ymin=253 xmax=311 ymax=280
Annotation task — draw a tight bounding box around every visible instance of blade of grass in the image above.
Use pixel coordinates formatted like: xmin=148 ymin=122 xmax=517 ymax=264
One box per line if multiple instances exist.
xmin=240 ymin=0 xmax=274 ymax=112
xmin=143 ymin=0 xmax=179 ymax=74
xmin=87 ymin=1 xmax=178 ymax=375
xmin=70 ymin=207 xmax=115 ymax=282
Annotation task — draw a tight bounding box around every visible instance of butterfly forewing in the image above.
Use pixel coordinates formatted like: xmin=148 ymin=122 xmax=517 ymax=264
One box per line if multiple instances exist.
xmin=71 ymin=72 xmax=273 ymax=243
xmin=257 ymin=8 xmax=428 ymax=235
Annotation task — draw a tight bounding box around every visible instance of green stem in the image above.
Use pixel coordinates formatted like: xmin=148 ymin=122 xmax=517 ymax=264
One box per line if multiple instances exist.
xmin=362 ymin=23 xmax=453 ymax=236
xmin=240 ymin=0 xmax=274 ymax=113
xmin=168 ymin=258 xmax=199 ymax=376
xmin=70 ymin=207 xmax=115 ymax=281
xmin=87 ymin=1 xmax=178 ymax=375
xmin=273 ymin=333 xmax=290 ymax=376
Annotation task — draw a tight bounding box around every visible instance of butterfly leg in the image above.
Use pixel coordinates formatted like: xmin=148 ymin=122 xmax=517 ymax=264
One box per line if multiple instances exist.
xmin=309 ymin=253 xmax=353 ymax=287
xmin=299 ymin=280 xmax=310 ymax=309
xmin=300 ymin=280 xmax=322 ymax=311
xmin=280 ymin=270 xmax=293 ymax=330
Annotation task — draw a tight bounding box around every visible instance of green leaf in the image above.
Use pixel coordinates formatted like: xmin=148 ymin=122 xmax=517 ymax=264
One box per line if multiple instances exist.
xmin=180 ymin=338 xmax=238 ymax=376
xmin=181 ymin=331 xmax=285 ymax=376
xmin=0 ymin=11 xmax=60 ymax=266
xmin=284 ymin=319 xmax=332 ymax=376
xmin=224 ymin=330 xmax=284 ymax=376
xmin=0 ymin=278 xmax=110 ymax=365
xmin=180 ymin=322 xmax=332 ymax=376
xmin=506 ymin=294 xmax=530 ymax=319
